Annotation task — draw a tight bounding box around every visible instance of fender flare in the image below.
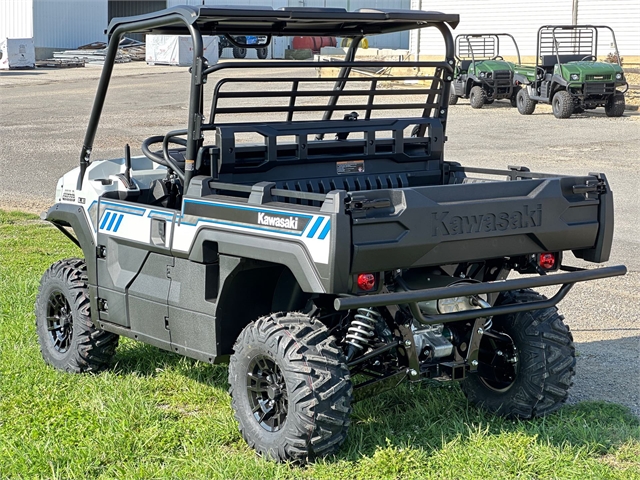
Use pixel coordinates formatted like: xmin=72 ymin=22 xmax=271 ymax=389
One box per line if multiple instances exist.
xmin=42 ymin=203 xmax=97 ymax=283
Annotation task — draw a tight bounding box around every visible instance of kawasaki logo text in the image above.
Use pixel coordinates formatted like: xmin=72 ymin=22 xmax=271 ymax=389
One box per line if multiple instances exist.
xmin=431 ymin=204 xmax=542 ymax=236
xmin=257 ymin=212 xmax=299 ymax=230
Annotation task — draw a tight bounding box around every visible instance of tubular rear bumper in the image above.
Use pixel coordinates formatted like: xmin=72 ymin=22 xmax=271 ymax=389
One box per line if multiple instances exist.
xmin=334 ymin=264 xmax=627 ymax=323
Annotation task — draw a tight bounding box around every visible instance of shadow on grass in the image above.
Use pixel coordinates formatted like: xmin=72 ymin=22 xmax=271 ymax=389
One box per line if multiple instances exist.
xmin=111 ymin=339 xmax=228 ymax=389
xmin=109 ymin=335 xmax=640 ymax=464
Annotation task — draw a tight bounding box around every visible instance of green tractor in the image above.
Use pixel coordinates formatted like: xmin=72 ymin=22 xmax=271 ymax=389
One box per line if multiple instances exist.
xmin=450 ymin=33 xmax=522 ymax=108
xmin=514 ymin=25 xmax=627 ymax=118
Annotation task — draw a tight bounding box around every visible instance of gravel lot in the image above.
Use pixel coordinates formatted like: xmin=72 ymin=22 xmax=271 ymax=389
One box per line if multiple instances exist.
xmin=1 ymin=62 xmax=638 ymax=415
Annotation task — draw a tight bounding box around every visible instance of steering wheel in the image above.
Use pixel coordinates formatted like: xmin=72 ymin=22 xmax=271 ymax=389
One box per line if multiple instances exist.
xmin=580 ymin=55 xmax=597 ymax=61
xmin=536 ymin=66 xmax=547 ymax=80
xmin=493 ymin=55 xmax=504 ymax=61
xmin=141 ymin=133 xmax=187 ymax=181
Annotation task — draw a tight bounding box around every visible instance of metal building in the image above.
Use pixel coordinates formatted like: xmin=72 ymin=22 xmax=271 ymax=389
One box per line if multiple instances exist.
xmin=0 ymin=0 xmax=411 ymax=60
xmin=410 ymin=0 xmax=640 ymax=60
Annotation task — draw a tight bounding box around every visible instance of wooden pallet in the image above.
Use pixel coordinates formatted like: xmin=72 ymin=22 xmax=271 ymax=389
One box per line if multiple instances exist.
xmin=36 ymin=59 xmax=85 ymax=68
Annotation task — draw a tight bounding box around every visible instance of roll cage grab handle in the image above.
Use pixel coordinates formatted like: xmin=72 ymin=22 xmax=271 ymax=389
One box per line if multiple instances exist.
xmin=76 ymin=15 xmax=456 ymax=193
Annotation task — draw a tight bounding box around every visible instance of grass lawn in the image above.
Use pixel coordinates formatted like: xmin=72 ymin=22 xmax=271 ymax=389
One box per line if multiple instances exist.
xmin=1 ymin=209 xmax=639 ymax=479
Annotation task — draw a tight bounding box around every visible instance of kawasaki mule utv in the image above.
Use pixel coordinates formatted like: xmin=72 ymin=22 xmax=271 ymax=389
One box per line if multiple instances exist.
xmin=450 ymin=33 xmax=522 ymax=108
xmin=514 ymin=25 xmax=627 ymax=118
xmin=36 ymin=5 xmax=625 ymax=463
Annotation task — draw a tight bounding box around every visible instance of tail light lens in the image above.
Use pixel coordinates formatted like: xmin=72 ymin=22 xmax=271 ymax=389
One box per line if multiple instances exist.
xmin=538 ymin=252 xmax=557 ymax=270
xmin=356 ymin=273 xmax=377 ymax=292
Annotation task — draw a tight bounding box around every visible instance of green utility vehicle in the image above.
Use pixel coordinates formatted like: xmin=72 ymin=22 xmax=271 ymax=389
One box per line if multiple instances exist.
xmin=450 ymin=33 xmax=521 ymax=108
xmin=514 ymin=25 xmax=627 ymax=118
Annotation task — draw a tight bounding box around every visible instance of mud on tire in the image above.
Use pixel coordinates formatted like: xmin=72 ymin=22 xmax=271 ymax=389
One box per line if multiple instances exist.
xmin=35 ymin=258 xmax=119 ymax=373
xmin=461 ymin=289 xmax=575 ymax=419
xmin=228 ymin=312 xmax=353 ymax=463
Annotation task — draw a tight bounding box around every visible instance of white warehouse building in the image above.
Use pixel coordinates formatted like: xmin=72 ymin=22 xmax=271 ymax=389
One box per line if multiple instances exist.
xmin=0 ymin=0 xmax=411 ymax=60
xmin=0 ymin=0 xmax=637 ymax=60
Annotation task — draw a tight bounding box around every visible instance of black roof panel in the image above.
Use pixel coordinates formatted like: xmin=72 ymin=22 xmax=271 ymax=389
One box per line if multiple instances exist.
xmin=106 ymin=5 xmax=459 ymax=37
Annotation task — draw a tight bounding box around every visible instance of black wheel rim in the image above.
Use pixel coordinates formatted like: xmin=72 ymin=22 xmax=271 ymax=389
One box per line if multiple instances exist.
xmin=46 ymin=290 xmax=73 ymax=353
xmin=246 ymin=355 xmax=288 ymax=432
xmin=477 ymin=332 xmax=519 ymax=392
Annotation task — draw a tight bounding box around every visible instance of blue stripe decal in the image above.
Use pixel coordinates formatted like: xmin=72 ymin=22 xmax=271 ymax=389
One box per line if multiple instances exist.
xmin=106 ymin=213 xmax=118 ymax=231
xmin=306 ymin=217 xmax=325 ymax=238
xmin=113 ymin=214 xmax=124 ymax=232
xmin=99 ymin=212 xmax=112 ymax=230
xmin=318 ymin=220 xmax=331 ymax=240
xmin=100 ymin=201 xmax=146 ymax=216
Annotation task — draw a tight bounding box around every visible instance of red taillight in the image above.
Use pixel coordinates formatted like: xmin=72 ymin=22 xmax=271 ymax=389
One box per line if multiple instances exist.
xmin=357 ymin=273 xmax=376 ymax=291
xmin=539 ymin=252 xmax=556 ymax=270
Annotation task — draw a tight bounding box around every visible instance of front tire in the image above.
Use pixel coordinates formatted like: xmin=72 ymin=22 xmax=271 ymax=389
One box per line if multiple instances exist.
xmin=35 ymin=259 xmax=119 ymax=373
xmin=552 ymin=90 xmax=574 ymax=118
xmin=469 ymin=86 xmax=486 ymax=109
xmin=516 ymin=88 xmax=536 ymax=115
xmin=229 ymin=312 xmax=352 ymax=463
xmin=605 ymin=92 xmax=625 ymax=117
xmin=449 ymin=90 xmax=459 ymax=105
xmin=461 ymin=289 xmax=575 ymax=418
xmin=257 ymin=47 xmax=268 ymax=59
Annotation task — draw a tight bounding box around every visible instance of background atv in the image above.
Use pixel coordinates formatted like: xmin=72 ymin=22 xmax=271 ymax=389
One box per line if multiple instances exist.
xmin=35 ymin=6 xmax=625 ymax=464
xmin=514 ymin=25 xmax=627 ymax=118
xmin=218 ymin=34 xmax=268 ymax=59
xmin=450 ymin=33 xmax=522 ymax=108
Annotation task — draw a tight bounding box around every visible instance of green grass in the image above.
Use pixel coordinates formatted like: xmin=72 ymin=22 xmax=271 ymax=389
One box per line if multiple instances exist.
xmin=1 ymin=209 xmax=639 ymax=479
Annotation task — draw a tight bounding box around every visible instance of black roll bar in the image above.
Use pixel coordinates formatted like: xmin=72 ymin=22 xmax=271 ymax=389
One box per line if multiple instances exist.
xmin=77 ymin=14 xmax=204 ymax=190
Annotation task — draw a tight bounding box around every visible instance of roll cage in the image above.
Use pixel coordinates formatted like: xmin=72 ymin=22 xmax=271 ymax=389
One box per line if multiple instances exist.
xmin=77 ymin=5 xmax=459 ymax=194
xmin=455 ymin=33 xmax=522 ymax=67
xmin=535 ymin=25 xmax=623 ymax=73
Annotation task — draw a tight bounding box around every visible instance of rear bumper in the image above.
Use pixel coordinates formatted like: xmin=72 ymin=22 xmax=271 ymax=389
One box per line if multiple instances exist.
xmin=334 ymin=264 xmax=627 ymax=323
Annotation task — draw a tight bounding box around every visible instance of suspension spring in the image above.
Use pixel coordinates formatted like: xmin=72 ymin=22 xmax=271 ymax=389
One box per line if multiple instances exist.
xmin=345 ymin=308 xmax=381 ymax=351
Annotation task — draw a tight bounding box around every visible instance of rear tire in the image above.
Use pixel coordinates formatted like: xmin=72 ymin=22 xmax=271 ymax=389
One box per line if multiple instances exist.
xmin=552 ymin=90 xmax=574 ymax=118
xmin=461 ymin=289 xmax=575 ymax=418
xmin=35 ymin=259 xmax=119 ymax=373
xmin=229 ymin=312 xmax=352 ymax=463
xmin=233 ymin=46 xmax=247 ymax=59
xmin=516 ymin=88 xmax=536 ymax=115
xmin=257 ymin=47 xmax=268 ymax=59
xmin=449 ymin=90 xmax=459 ymax=105
xmin=469 ymin=86 xmax=486 ymax=109
xmin=605 ymin=92 xmax=625 ymax=117
xmin=510 ymin=87 xmax=520 ymax=107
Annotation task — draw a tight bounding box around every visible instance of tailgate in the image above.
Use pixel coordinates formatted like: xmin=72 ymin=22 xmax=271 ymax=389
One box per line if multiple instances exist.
xmin=348 ymin=175 xmax=611 ymax=273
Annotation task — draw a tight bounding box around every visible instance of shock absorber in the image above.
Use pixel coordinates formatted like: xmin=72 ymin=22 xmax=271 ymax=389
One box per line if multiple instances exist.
xmin=345 ymin=308 xmax=381 ymax=361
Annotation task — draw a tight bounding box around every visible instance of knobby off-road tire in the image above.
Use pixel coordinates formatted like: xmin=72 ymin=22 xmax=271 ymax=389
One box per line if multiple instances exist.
xmin=516 ymin=88 xmax=536 ymax=115
xmin=461 ymin=289 xmax=575 ymax=419
xmin=552 ymin=90 xmax=574 ymax=119
xmin=257 ymin=47 xmax=268 ymax=60
xmin=35 ymin=258 xmax=119 ymax=373
xmin=449 ymin=90 xmax=459 ymax=105
xmin=469 ymin=86 xmax=486 ymax=109
xmin=229 ymin=312 xmax=353 ymax=463
xmin=605 ymin=92 xmax=625 ymax=117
